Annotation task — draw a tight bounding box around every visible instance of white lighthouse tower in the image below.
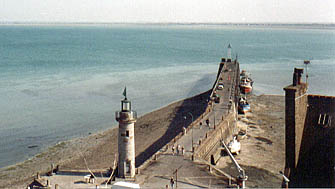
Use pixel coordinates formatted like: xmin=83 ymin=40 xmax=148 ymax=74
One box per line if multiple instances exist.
xmin=115 ymin=87 xmax=137 ymax=178
xmin=227 ymin=43 xmax=232 ymax=60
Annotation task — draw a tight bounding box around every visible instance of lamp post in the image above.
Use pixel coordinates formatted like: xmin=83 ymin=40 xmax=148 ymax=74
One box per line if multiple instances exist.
xmin=304 ymin=60 xmax=310 ymax=84
xmin=184 ymin=112 xmax=194 ymax=152
xmin=213 ymin=106 xmax=216 ymax=129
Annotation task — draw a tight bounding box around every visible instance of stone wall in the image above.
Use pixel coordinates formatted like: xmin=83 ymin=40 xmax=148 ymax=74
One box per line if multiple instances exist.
xmin=194 ymin=60 xmax=240 ymax=164
xmin=193 ymin=107 xmax=237 ymax=163
xmin=293 ymin=86 xmax=308 ymax=168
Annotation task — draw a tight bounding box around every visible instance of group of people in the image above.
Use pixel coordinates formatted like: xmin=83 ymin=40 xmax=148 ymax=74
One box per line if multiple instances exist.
xmin=166 ymin=119 xmax=214 ymax=188
xmin=171 ymin=144 xmax=184 ymax=156
xmin=199 ymin=119 xmax=211 ymax=129
xmin=171 ymin=119 xmax=212 ymax=156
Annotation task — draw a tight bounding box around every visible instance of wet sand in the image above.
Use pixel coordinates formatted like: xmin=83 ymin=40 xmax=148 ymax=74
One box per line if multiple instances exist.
xmin=0 ymin=92 xmax=285 ymax=188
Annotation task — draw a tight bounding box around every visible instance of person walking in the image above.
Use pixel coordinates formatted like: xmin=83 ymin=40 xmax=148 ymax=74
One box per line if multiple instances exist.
xmin=170 ymin=177 xmax=175 ymax=189
xmin=206 ymin=119 xmax=210 ymax=127
xmin=172 ymin=146 xmax=175 ymax=155
xmin=89 ymin=173 xmax=95 ymax=183
xmin=181 ymin=146 xmax=185 ymax=155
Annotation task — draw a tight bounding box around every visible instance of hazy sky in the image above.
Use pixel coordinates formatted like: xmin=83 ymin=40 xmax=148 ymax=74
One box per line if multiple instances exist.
xmin=0 ymin=0 xmax=334 ymax=23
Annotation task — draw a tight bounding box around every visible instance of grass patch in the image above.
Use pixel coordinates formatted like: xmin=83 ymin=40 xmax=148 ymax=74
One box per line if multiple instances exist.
xmin=49 ymin=141 xmax=66 ymax=150
xmin=5 ymin=166 xmax=16 ymax=171
xmin=36 ymin=154 xmax=43 ymax=158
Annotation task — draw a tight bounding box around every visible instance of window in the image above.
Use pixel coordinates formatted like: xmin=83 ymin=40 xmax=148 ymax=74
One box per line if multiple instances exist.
xmin=121 ymin=131 xmax=130 ymax=137
xmin=317 ymin=114 xmax=331 ymax=128
xmin=126 ymin=160 xmax=131 ymax=173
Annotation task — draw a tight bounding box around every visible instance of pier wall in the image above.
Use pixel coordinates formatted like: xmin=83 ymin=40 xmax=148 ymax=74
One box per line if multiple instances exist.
xmin=195 ymin=60 xmax=240 ymax=163
xmin=193 ymin=107 xmax=237 ymax=163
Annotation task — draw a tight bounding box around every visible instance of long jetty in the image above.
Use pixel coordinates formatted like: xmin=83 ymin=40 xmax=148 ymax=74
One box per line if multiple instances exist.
xmin=137 ymin=58 xmax=241 ymax=188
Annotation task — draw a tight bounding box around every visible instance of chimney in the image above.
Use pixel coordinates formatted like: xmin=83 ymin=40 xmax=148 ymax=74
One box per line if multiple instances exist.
xmin=293 ymin=68 xmax=304 ymax=86
xmin=283 ymin=68 xmax=308 ymax=186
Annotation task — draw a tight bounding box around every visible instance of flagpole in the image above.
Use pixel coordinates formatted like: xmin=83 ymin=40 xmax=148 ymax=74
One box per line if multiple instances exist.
xmin=304 ymin=60 xmax=310 ymax=85
xmin=123 ymin=86 xmax=127 ymax=100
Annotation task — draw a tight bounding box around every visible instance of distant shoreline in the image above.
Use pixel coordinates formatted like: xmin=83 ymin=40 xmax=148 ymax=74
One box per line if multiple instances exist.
xmin=0 ymin=22 xmax=334 ymax=30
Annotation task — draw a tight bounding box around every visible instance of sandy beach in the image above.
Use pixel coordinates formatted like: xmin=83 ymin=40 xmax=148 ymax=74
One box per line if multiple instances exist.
xmin=217 ymin=94 xmax=285 ymax=187
xmin=0 ymin=91 xmax=285 ymax=188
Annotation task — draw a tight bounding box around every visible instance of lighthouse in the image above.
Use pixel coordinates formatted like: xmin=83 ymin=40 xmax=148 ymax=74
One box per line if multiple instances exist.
xmin=115 ymin=87 xmax=137 ymax=178
xmin=227 ymin=44 xmax=232 ymax=59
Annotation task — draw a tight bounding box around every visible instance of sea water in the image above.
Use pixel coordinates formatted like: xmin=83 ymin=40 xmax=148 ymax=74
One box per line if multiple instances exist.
xmin=0 ymin=24 xmax=334 ymax=168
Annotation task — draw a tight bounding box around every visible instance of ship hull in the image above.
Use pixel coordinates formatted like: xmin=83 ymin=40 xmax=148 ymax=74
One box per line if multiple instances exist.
xmin=240 ymin=85 xmax=252 ymax=94
xmin=238 ymin=104 xmax=250 ymax=114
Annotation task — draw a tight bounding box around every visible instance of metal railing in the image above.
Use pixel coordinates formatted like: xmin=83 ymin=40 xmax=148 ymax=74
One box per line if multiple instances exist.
xmin=115 ymin=110 xmax=137 ymax=121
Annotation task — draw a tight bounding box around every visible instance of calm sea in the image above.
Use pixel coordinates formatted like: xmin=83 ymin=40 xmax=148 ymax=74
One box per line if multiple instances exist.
xmin=0 ymin=24 xmax=334 ymax=168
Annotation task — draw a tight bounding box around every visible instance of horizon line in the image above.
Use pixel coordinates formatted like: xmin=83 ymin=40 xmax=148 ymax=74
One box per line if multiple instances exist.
xmin=0 ymin=21 xmax=334 ymax=25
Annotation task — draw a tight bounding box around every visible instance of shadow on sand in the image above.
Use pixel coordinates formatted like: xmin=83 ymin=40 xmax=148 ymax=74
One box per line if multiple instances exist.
xmin=135 ymin=75 xmax=213 ymax=167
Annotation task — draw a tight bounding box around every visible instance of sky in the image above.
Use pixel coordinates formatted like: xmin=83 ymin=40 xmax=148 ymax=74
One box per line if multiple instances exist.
xmin=0 ymin=0 xmax=334 ymax=23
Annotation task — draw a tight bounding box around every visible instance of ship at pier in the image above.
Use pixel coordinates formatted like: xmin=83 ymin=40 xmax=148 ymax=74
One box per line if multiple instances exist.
xmin=240 ymin=70 xmax=253 ymax=94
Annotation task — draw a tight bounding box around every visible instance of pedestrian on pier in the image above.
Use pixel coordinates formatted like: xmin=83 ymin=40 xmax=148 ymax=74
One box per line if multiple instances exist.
xmin=181 ymin=146 xmax=185 ymax=155
xmin=172 ymin=146 xmax=175 ymax=155
xmin=206 ymin=119 xmax=210 ymax=127
xmin=200 ymin=122 xmax=202 ymax=128
xmin=89 ymin=173 xmax=95 ymax=183
xmin=177 ymin=144 xmax=180 ymax=155
xmin=170 ymin=177 xmax=175 ymax=189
